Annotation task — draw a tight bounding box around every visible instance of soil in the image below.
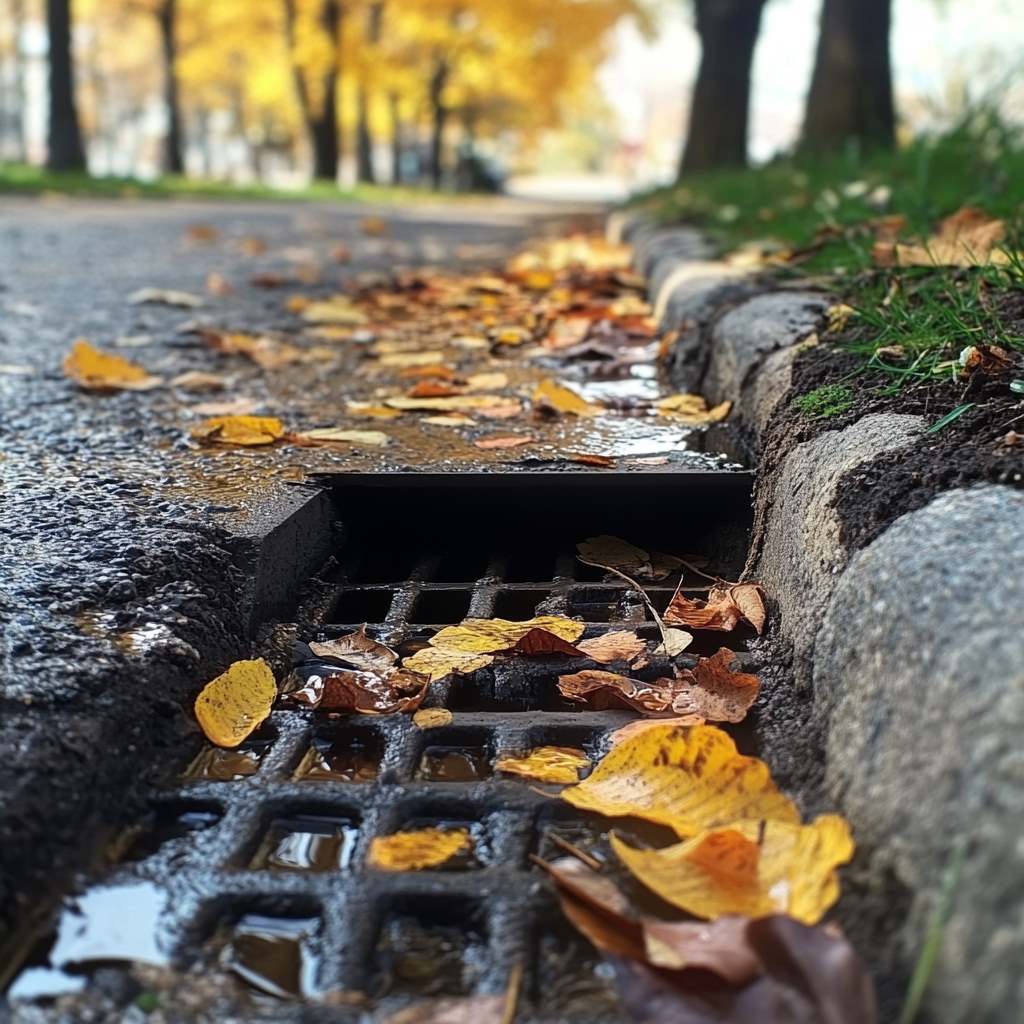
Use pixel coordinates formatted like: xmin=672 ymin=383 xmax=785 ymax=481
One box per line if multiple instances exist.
xmin=754 ymin=336 xmax=1024 ymax=556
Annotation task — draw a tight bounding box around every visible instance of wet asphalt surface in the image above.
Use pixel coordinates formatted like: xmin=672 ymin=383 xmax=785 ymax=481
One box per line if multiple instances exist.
xmin=0 ymin=193 xmax=745 ymax=1013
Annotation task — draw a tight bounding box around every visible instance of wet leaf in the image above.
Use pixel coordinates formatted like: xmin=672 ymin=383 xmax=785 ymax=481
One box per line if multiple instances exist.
xmin=641 ymin=916 xmax=761 ymax=981
xmin=612 ymin=814 xmax=854 ymax=925
xmin=558 ymin=670 xmax=702 ymax=719
xmin=532 ymin=378 xmax=599 ymax=417
xmin=500 ymin=627 xmax=585 ymax=657
xmin=412 ymin=708 xmax=454 ymax=730
xmin=575 ymin=630 xmax=646 ymax=664
xmin=561 ymin=724 xmax=799 ymax=838
xmin=63 ymin=339 xmax=163 ymax=392
xmin=309 ymin=628 xmax=398 ymax=674
xmin=408 ymin=380 xmax=462 ymax=398
xmin=301 ymin=297 xmax=369 ymax=325
xmin=402 ymin=647 xmax=494 ymax=681
xmin=666 ymin=649 xmax=760 ymax=723
xmin=368 ymin=828 xmax=470 ymax=871
xmin=570 ymin=453 xmax=616 ymax=468
xmin=576 ymin=536 xmax=680 ymax=582
xmin=169 ymin=370 xmax=226 ymax=393
xmin=200 ymin=329 xmax=304 ymax=369
xmin=347 ymin=402 xmax=404 ymax=419
xmin=129 ymin=287 xmax=203 ymax=308
xmin=496 ymin=746 xmax=591 ymax=784
xmin=656 ymin=394 xmax=732 ymax=424
xmin=873 ymin=206 xmax=1017 ymax=267
xmin=290 ymin=428 xmax=390 ymax=447
xmin=286 ymin=666 xmax=429 ymax=714
xmin=190 ymin=415 xmax=285 ymax=446
xmin=665 ymin=583 xmax=766 ymax=634
xmin=474 ymin=435 xmax=534 ymax=449
xmin=194 ymin=658 xmax=276 ymax=748
xmin=430 ymin=616 xmax=585 ymax=654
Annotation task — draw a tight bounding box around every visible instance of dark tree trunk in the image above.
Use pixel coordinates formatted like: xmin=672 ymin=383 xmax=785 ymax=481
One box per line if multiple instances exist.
xmin=355 ymin=86 xmax=374 ymax=182
xmin=388 ymin=91 xmax=402 ymax=183
xmin=427 ymin=55 xmax=449 ymax=190
xmin=802 ymin=0 xmax=894 ymax=151
xmin=157 ymin=0 xmax=185 ymax=174
xmin=284 ymin=0 xmax=341 ymax=181
xmin=46 ymin=0 xmax=86 ymax=170
xmin=679 ymin=0 xmax=765 ymax=176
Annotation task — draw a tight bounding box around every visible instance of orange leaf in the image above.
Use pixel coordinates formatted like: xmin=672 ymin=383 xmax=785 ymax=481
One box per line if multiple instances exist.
xmin=63 ymin=339 xmax=162 ymax=392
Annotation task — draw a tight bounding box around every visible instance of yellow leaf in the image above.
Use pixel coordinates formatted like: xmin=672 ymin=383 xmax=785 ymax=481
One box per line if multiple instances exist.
xmin=377 ymin=351 xmax=447 ymax=368
xmin=194 ymin=658 xmax=276 ymax=749
xmin=430 ymin=616 xmax=585 ymax=654
xmin=63 ymin=339 xmax=162 ymax=392
xmin=561 ymin=724 xmax=799 ymax=838
xmin=301 ymin=297 xmax=368 ymax=325
xmin=496 ymin=746 xmax=591 ymax=785
xmin=293 ymin=428 xmax=389 ymax=447
xmin=401 ymin=647 xmax=494 ymax=681
xmin=190 ymin=415 xmax=285 ymax=446
xmin=347 ymin=402 xmax=404 ymax=419
xmin=612 ymin=815 xmax=854 ymax=925
xmin=656 ymin=394 xmax=732 ymax=424
xmin=412 ymin=708 xmax=454 ymax=730
xmin=368 ymin=828 xmax=471 ymax=871
xmin=532 ymin=378 xmax=598 ymax=417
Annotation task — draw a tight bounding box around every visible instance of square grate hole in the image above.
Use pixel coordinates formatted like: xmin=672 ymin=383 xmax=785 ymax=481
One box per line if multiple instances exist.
xmin=294 ymin=726 xmax=385 ymax=783
xmin=331 ymin=588 xmax=394 ymax=624
xmin=416 ymin=729 xmax=493 ymax=782
xmin=493 ymin=588 xmax=550 ymax=620
xmin=409 ymin=589 xmax=472 ymax=625
xmin=250 ymin=812 xmax=359 ymax=872
xmin=219 ymin=911 xmax=322 ymax=1000
xmin=184 ymin=729 xmax=275 ymax=782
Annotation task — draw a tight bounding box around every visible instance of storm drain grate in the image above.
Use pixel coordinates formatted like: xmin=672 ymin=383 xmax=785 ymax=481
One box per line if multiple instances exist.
xmin=9 ymin=475 xmax=752 ymax=1019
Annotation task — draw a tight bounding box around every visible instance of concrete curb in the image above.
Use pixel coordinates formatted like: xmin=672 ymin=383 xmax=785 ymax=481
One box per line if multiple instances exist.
xmin=625 ymin=217 xmax=1024 ymax=1023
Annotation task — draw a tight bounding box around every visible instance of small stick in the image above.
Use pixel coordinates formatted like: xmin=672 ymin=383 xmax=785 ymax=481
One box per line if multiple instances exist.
xmin=501 ymin=961 xmax=523 ymax=1024
xmin=549 ymin=834 xmax=603 ymax=871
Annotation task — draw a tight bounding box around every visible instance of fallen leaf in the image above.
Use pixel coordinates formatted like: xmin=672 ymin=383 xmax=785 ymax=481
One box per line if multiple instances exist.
xmin=401 ymin=647 xmax=494 ymax=681
xmin=190 ymin=415 xmax=285 ymax=446
xmin=129 ymin=287 xmax=202 ymax=308
xmin=561 ymin=724 xmax=799 ymax=838
xmin=496 ymin=746 xmax=591 ymax=784
xmin=430 ymin=616 xmax=585 ymax=654
xmin=408 ymin=381 xmax=462 ymax=398
xmin=558 ymin=670 xmax=702 ymax=718
xmin=656 ymin=394 xmax=732 ymax=424
xmin=452 ymin=334 xmax=489 ymax=350
xmin=640 ymin=916 xmax=760 ymax=980
xmin=206 ymin=272 xmax=233 ymax=296
xmin=612 ymin=814 xmax=854 ymax=924
xmin=63 ymin=339 xmax=162 ymax=392
xmin=286 ymin=666 xmax=429 ymax=714
xmin=652 ymin=628 xmax=694 ymax=658
xmin=423 ymin=414 xmax=475 ymax=427
xmin=170 ymin=370 xmax=226 ymax=393
xmin=194 ymin=658 xmax=276 ymax=748
xmin=575 ymin=630 xmax=646 ymax=664
xmin=290 ymin=428 xmax=390 ymax=447
xmin=361 ymin=216 xmax=388 ymax=237
xmin=190 ymin=396 xmax=258 ymax=417
xmin=347 ymin=402 xmax=404 ymax=419
xmin=474 ymin=435 xmax=534 ymax=450
xmin=576 ymin=536 xmax=680 ymax=582
xmin=184 ymin=223 xmax=219 ymax=243
xmin=301 ymin=298 xmax=369 ymax=325
xmin=665 ymin=583 xmax=766 ymax=634
xmin=465 ymin=371 xmax=508 ymax=391
xmin=826 ymin=303 xmax=856 ymax=333
xmin=533 ymin=378 xmax=598 ymax=417
xmin=397 ymin=364 xmax=459 ymax=380
xmin=385 ymin=395 xmax=515 ymax=413
xmin=309 ymin=628 xmax=399 ymax=674
xmin=250 ymin=271 xmax=291 ymax=288
xmin=475 ymin=400 xmax=523 ymax=419
xmin=200 ymin=329 xmax=304 ymax=370
xmin=873 ymin=205 xmax=1015 ymax=267
xmin=570 ymin=453 xmax=615 ymax=468
xmin=368 ymin=828 xmax=470 ymax=871
xmin=666 ymin=648 xmax=760 ymax=723
xmin=495 ymin=325 xmax=531 ymax=346
xmin=499 ymin=627 xmax=586 ymax=658
xmin=608 ymin=718 xmax=699 ymax=747
xmin=378 ymin=351 xmax=449 ymax=368
xmin=413 ymin=708 xmax=454 ymax=730
xmin=239 ymin=235 xmax=267 ymax=256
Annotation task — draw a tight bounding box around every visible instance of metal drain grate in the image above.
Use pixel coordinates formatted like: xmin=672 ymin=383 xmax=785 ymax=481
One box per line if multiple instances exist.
xmin=8 ymin=474 xmax=753 ymax=1020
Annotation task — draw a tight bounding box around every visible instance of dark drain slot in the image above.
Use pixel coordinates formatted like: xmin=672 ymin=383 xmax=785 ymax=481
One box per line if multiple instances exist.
xmin=5 ymin=473 xmax=752 ymax=1017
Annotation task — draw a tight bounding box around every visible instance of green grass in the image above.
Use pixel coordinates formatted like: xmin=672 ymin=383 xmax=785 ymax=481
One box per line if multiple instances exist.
xmin=636 ymin=111 xmax=1024 ymax=407
xmin=0 ymin=161 xmax=456 ymax=205
xmin=794 ymin=384 xmax=856 ymax=418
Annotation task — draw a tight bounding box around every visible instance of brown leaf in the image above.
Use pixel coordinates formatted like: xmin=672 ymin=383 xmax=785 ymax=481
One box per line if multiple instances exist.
xmin=558 ymin=669 xmax=704 ymax=719
xmin=409 ymin=381 xmax=463 ymax=398
xmin=569 ymin=453 xmax=616 ymax=468
xmin=873 ymin=205 xmax=1014 ymax=268
xmin=473 ymin=434 xmax=534 ymax=450
xmin=575 ymin=630 xmax=646 ymax=664
xmin=664 ymin=583 xmax=766 ymax=634
xmin=501 ymin=627 xmax=586 ymax=657
xmin=576 ymin=536 xmax=680 ymax=582
xmin=641 ymin=917 xmax=760 ymax=982
xmin=309 ymin=628 xmax=399 ymax=674
xmin=284 ymin=665 xmax=429 ymax=715
xmin=250 ymin=271 xmax=291 ymax=288
xmin=666 ymin=649 xmax=760 ymax=723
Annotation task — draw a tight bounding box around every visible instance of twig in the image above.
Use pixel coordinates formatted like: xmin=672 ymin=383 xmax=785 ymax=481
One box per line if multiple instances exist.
xmin=549 ymin=834 xmax=603 ymax=871
xmin=578 ymin=557 xmax=672 ymax=649
xmin=501 ymin=961 xmax=523 ymax=1024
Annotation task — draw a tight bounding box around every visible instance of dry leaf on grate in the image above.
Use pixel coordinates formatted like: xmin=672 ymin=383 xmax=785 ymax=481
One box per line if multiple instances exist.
xmin=368 ymin=827 xmax=471 ymax=871
xmin=194 ymin=658 xmax=277 ymax=748
xmin=495 ymin=746 xmax=591 ymax=785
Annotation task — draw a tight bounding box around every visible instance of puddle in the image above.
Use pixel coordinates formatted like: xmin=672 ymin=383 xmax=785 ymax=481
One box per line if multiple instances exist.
xmin=375 ymin=916 xmax=485 ymax=997
xmin=251 ymin=814 xmax=359 ymax=871
xmin=221 ymin=914 xmax=320 ymax=1000
xmin=416 ymin=746 xmax=492 ymax=782
xmin=295 ymin=732 xmax=382 ymax=782
xmin=116 ymin=803 xmax=222 ymax=863
xmin=7 ymin=882 xmax=170 ymax=1002
xmin=75 ymin=611 xmax=182 ymax=657
xmin=185 ymin=742 xmax=269 ymax=781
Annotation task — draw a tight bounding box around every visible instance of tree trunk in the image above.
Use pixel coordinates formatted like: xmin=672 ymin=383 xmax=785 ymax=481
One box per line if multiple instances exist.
xmin=7 ymin=0 xmax=27 ymax=160
xmin=679 ymin=0 xmax=765 ymax=176
xmin=157 ymin=0 xmax=185 ymax=174
xmin=802 ymin=0 xmax=894 ymax=152
xmin=388 ymin=91 xmax=402 ymax=183
xmin=46 ymin=0 xmax=86 ymax=170
xmin=284 ymin=0 xmax=341 ymax=182
xmin=427 ymin=54 xmax=449 ymax=190
xmin=355 ymin=86 xmax=374 ymax=182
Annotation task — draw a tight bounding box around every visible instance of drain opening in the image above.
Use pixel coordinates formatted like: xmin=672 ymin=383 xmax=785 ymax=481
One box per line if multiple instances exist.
xmin=5 ymin=472 xmax=752 ymax=1016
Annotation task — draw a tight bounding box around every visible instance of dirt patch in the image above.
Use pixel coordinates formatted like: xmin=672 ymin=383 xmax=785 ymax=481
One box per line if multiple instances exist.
xmin=756 ymin=339 xmax=1024 ymax=556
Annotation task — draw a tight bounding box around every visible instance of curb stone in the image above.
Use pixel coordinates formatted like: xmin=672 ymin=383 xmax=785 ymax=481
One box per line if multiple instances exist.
xmin=624 ymin=217 xmax=1024 ymax=1023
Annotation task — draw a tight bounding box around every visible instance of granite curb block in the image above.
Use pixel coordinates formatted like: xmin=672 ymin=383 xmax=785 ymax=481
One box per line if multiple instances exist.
xmin=621 ymin=215 xmax=1024 ymax=1023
